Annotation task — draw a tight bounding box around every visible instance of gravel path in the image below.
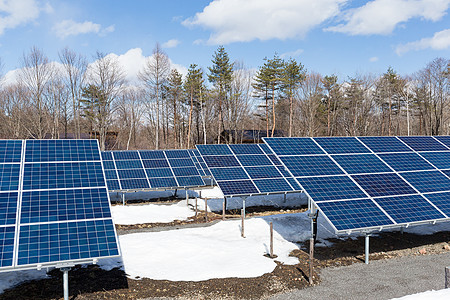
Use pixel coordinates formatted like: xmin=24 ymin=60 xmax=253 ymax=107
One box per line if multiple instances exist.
xmin=269 ymin=252 xmax=450 ymax=300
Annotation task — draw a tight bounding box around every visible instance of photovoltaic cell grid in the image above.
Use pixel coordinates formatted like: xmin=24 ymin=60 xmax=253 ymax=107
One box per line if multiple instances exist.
xmin=264 ymin=136 xmax=450 ymax=233
xmin=188 ymin=149 xmax=212 ymax=177
xmin=0 ymin=140 xmax=120 ymax=272
xmin=101 ymin=149 xmax=205 ymax=191
xmin=196 ymin=144 xmax=300 ymax=197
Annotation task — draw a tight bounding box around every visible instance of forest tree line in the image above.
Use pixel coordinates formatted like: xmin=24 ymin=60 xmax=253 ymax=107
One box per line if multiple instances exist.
xmin=0 ymin=45 xmax=448 ymax=150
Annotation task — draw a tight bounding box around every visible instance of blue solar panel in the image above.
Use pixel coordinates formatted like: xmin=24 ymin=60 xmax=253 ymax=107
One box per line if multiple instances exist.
xmin=101 ymin=149 xmax=205 ymax=190
xmin=217 ymin=180 xmax=259 ymax=196
xmin=113 ymin=151 xmax=140 ymax=160
xmin=378 ymin=153 xmax=435 ymax=171
xmin=332 ymin=154 xmax=392 ymax=174
xmin=22 ymin=162 xmax=105 ymax=190
xmin=0 ymin=226 xmax=15 ymax=267
xmin=358 ymin=136 xmax=412 ymax=153
xmin=176 ymin=176 xmax=205 ymax=187
xmin=254 ymin=178 xmax=293 ymax=193
xmin=148 ymin=177 xmax=177 ymax=188
xmin=265 ymin=136 xmax=450 ymax=233
xmin=0 ymin=140 xmax=22 ymax=163
xmin=419 ymin=152 xmax=450 ymax=169
xmin=196 ymin=144 xmax=232 ymax=156
xmin=423 ymin=192 xmax=450 ymax=216
xmin=398 ymin=136 xmax=448 ymax=151
xmin=400 ymin=171 xmax=450 ymax=193
xmin=20 ymin=188 xmax=111 ymax=223
xmin=314 ymin=137 xmax=370 ymax=154
xmin=145 ymin=168 xmax=173 ymax=178
xmin=296 ymin=176 xmax=366 ymax=202
xmin=0 ymin=192 xmax=18 ymax=226
xmin=280 ymin=156 xmax=344 ymax=177
xmin=197 ymin=144 xmax=299 ymax=197
xmin=104 ymin=170 xmax=118 ymax=180
xmin=0 ymin=164 xmax=20 ymax=191
xmin=102 ymin=160 xmax=115 ymax=170
xmin=139 ymin=150 xmax=165 ymax=160
xmin=142 ymin=159 xmax=170 ymax=168
xmin=236 ymin=155 xmax=273 ymax=166
xmin=17 ymin=219 xmax=119 ymax=266
xmin=0 ymin=139 xmax=121 ymax=271
xmin=210 ymin=167 xmax=249 ymax=181
xmin=263 ymin=137 xmax=324 ymax=155
xmin=172 ymin=167 xmax=199 ymax=177
xmin=120 ymin=179 xmax=150 ymax=190
xmin=203 ymin=155 xmax=240 ymax=168
xmin=352 ymin=173 xmax=416 ymax=197
xmin=101 ymin=151 xmax=113 ymax=161
xmin=165 ymin=150 xmax=191 ymax=159
xmin=117 ymin=169 xmax=147 ymax=179
xmin=106 ymin=180 xmax=120 ymax=191
xmin=229 ymin=144 xmax=264 ymax=154
xmin=25 ymin=140 xmax=100 ymax=162
xmin=433 ymin=136 xmax=450 ymax=148
xmin=115 ymin=160 xmax=143 ymax=169
xmin=246 ymin=166 xmax=283 ymax=179
xmin=316 ymin=199 xmax=394 ymax=231
xmin=168 ymin=158 xmax=195 ymax=167
xmin=375 ymin=195 xmax=445 ymax=223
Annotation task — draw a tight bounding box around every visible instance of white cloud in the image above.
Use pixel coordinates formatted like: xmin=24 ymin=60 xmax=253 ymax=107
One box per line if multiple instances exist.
xmin=53 ymin=19 xmax=115 ymax=39
xmin=280 ymin=49 xmax=304 ymax=59
xmin=0 ymin=0 xmax=42 ymax=35
xmin=396 ymin=28 xmax=450 ymax=55
xmin=369 ymin=56 xmax=379 ymax=62
xmin=162 ymin=39 xmax=181 ymax=48
xmin=326 ymin=0 xmax=450 ymax=35
xmin=89 ymin=48 xmax=188 ymax=84
xmin=183 ymin=0 xmax=347 ymax=44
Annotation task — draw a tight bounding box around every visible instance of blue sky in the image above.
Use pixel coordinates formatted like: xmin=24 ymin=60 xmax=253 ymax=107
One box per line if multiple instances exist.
xmin=1 ymin=0 xmax=449 ymax=81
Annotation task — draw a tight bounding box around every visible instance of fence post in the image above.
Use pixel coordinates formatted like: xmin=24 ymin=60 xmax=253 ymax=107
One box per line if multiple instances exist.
xmin=270 ymin=222 xmax=274 ymax=258
xmin=205 ymin=198 xmax=208 ymax=222
xmin=446 ymin=266 xmax=450 ymax=288
xmin=241 ymin=209 xmax=245 ymax=238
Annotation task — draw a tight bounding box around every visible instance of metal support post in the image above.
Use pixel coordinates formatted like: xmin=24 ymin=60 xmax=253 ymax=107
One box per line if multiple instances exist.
xmin=365 ymin=234 xmax=370 ymax=264
xmin=186 ymin=189 xmax=189 ymax=205
xmin=121 ymin=193 xmax=125 ymax=206
xmin=241 ymin=208 xmax=245 ymax=238
xmin=242 ymin=198 xmax=246 ymax=219
xmin=283 ymin=193 xmax=287 ymax=203
xmin=205 ymin=198 xmax=208 ymax=222
xmin=270 ymin=222 xmax=274 ymax=258
xmin=222 ymin=198 xmax=226 ymax=220
xmin=60 ymin=267 xmax=71 ymax=300
xmin=307 ymin=200 xmax=318 ymax=285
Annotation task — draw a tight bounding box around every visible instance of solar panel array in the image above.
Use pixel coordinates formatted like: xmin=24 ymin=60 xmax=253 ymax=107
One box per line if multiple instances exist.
xmin=196 ymin=144 xmax=301 ymax=197
xmin=264 ymin=136 xmax=450 ymax=233
xmin=101 ymin=150 xmax=205 ymax=191
xmin=0 ymin=140 xmax=120 ymax=272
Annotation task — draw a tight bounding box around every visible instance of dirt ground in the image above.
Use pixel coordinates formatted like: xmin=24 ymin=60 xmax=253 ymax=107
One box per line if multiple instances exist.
xmin=1 ymin=207 xmax=450 ymax=300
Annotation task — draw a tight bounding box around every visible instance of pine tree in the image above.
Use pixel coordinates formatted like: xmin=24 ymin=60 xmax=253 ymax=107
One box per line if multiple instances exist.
xmin=282 ymin=58 xmax=305 ymax=137
xmin=185 ymin=64 xmax=204 ymax=148
xmin=208 ymin=46 xmax=233 ymax=143
xmin=164 ymin=69 xmax=183 ymax=148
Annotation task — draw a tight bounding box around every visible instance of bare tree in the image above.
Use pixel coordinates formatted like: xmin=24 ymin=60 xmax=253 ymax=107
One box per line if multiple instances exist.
xmin=59 ymin=48 xmax=87 ymax=138
xmin=86 ymin=51 xmax=126 ymax=150
xmin=138 ymin=43 xmax=170 ymax=149
xmin=18 ymin=47 xmax=56 ymax=139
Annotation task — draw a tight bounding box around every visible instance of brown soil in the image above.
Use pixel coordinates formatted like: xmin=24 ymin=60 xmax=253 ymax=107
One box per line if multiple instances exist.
xmin=2 ymin=207 xmax=449 ymax=300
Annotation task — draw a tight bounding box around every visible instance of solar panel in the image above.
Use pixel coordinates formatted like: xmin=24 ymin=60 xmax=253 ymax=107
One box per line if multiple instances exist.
xmin=264 ymin=136 xmax=450 ymax=233
xmin=0 ymin=139 xmax=120 ymax=272
xmin=101 ymin=149 xmax=205 ymax=191
xmin=197 ymin=144 xmax=300 ymax=197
